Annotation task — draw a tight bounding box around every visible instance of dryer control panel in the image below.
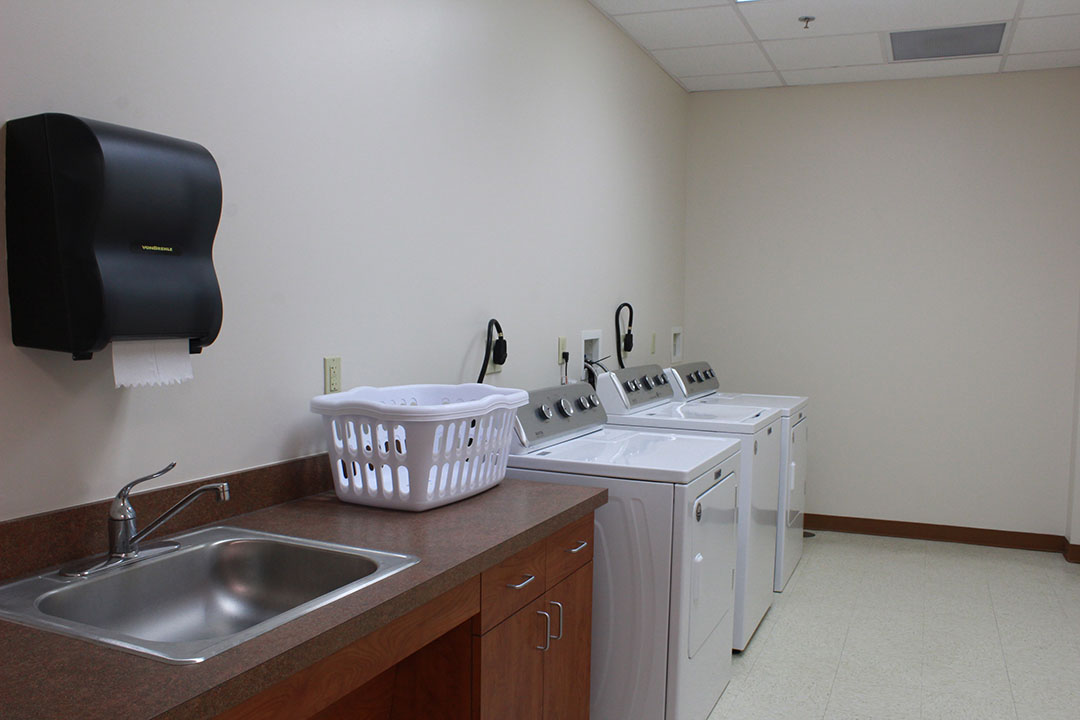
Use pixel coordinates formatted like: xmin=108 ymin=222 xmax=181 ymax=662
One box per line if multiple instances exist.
xmin=665 ymin=361 xmax=720 ymax=400
xmin=595 ymin=364 xmax=674 ymax=414
xmin=513 ymin=382 xmax=607 ymax=451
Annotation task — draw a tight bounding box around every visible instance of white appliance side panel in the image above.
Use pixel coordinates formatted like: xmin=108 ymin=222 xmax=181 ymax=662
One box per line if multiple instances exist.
xmin=773 ymin=414 xmax=792 ymax=592
xmin=781 ymin=416 xmax=808 ymax=589
xmin=508 ymin=469 xmax=674 ymax=720
xmin=667 ymin=454 xmax=738 ymax=720
xmin=733 ymin=421 xmax=781 ymax=650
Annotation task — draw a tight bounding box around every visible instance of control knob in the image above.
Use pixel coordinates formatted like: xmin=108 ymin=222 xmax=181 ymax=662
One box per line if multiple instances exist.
xmin=589 ymin=393 xmax=601 ymax=407
xmin=641 ymin=375 xmax=654 ymax=390
xmin=578 ymin=396 xmax=591 ymax=410
xmin=538 ymin=404 xmax=554 ymax=420
xmin=557 ymin=398 xmax=575 ymax=417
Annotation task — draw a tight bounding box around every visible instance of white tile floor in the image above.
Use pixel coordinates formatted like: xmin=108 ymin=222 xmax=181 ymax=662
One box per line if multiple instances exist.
xmin=709 ymin=532 xmax=1080 ymax=720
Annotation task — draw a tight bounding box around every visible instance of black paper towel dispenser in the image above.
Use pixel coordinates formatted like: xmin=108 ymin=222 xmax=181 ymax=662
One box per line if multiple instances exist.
xmin=5 ymin=113 xmax=223 ymax=360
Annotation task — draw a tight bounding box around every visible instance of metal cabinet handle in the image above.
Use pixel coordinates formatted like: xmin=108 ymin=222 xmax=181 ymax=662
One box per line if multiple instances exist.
xmin=567 ymin=540 xmax=588 ymax=554
xmin=507 ymin=574 xmax=535 ymax=589
xmin=537 ymin=611 xmax=552 ymax=651
xmin=549 ymin=601 xmax=564 ymax=640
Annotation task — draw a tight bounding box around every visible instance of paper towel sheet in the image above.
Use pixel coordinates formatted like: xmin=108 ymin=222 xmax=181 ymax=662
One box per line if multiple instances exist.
xmin=113 ymin=339 xmax=194 ymax=388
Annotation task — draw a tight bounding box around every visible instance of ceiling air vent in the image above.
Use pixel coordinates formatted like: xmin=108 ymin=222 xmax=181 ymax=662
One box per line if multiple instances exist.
xmin=890 ymin=23 xmax=1006 ymax=61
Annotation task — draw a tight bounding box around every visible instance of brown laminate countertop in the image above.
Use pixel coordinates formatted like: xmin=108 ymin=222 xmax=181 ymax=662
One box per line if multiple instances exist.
xmin=0 ymin=476 xmax=606 ymax=720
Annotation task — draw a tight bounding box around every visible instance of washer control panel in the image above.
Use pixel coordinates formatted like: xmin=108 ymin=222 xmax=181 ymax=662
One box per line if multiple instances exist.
xmin=665 ymin=361 xmax=719 ymax=400
xmin=595 ymin=363 xmax=674 ymax=414
xmin=513 ymin=382 xmax=608 ymax=450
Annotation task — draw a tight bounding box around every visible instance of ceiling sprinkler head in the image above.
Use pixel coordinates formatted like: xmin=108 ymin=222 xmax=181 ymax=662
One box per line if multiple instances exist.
xmin=799 ymin=15 xmax=815 ymax=29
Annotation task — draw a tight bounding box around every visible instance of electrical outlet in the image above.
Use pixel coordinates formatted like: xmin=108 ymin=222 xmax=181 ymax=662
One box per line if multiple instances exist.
xmin=581 ymin=329 xmax=602 ymax=381
xmin=671 ymin=327 xmax=683 ymax=363
xmin=651 ymin=332 xmax=656 ymax=354
xmin=557 ymin=336 xmax=567 ymax=365
xmin=486 ymin=358 xmax=502 ymax=375
xmin=323 ymin=356 xmax=342 ymax=393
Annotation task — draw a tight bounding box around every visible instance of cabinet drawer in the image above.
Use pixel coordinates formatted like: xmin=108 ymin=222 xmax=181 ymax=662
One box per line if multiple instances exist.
xmin=479 ymin=540 xmax=547 ymax=633
xmin=545 ymin=513 xmax=594 ymax=587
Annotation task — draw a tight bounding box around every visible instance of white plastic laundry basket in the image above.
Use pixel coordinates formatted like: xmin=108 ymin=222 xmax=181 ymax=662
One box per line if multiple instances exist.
xmin=311 ymin=384 xmax=529 ymax=511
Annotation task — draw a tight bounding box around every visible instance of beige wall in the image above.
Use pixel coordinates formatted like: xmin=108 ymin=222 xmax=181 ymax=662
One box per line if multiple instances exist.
xmin=685 ymin=69 xmax=1080 ymax=537
xmin=4 ymin=2 xmax=1078 ymax=540
xmin=0 ymin=0 xmax=689 ymax=520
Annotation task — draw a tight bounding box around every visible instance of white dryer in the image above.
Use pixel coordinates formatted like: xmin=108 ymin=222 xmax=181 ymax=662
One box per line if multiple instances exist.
xmin=595 ymin=365 xmax=781 ymax=652
xmin=666 ymin=361 xmax=809 ymax=592
xmin=508 ymin=382 xmax=739 ymax=720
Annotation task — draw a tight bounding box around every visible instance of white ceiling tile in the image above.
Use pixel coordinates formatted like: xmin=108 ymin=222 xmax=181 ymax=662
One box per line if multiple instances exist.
xmin=653 ymin=42 xmax=773 ymax=76
xmin=1010 ymin=15 xmax=1080 ymax=53
xmin=682 ymin=71 xmax=784 ymax=91
xmin=593 ymin=0 xmax=1079 ymax=87
xmin=590 ymin=0 xmax=726 ymax=15
xmin=738 ymin=0 xmax=1019 ymax=41
xmin=1004 ymin=49 xmax=1080 ymax=70
xmin=781 ymin=55 xmax=1001 ymax=85
xmin=1020 ymin=0 xmax=1080 ymax=18
xmin=614 ymin=6 xmax=753 ymax=50
xmin=762 ymin=33 xmax=884 ymax=70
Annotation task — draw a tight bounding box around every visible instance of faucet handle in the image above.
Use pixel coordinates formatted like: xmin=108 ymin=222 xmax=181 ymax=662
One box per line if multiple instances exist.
xmin=111 ymin=463 xmax=177 ymax=520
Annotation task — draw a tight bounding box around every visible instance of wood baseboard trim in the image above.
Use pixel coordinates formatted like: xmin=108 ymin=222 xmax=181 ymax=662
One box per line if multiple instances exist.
xmin=804 ymin=513 xmax=1079 ymax=562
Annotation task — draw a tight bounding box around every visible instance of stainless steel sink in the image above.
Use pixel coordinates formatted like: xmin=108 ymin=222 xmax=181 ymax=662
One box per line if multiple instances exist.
xmin=0 ymin=526 xmax=419 ymax=663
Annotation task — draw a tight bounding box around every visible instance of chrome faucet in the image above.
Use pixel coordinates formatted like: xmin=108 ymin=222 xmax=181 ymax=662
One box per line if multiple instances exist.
xmin=109 ymin=462 xmax=230 ymax=558
xmin=61 ymin=462 xmax=230 ymax=577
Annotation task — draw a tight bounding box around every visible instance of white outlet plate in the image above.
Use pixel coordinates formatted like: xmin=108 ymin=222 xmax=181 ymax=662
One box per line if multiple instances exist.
xmin=557 ymin=336 xmax=567 ymax=365
xmin=486 ymin=359 xmax=502 ymax=375
xmin=323 ymin=356 xmax=342 ymax=393
xmin=651 ymin=332 xmax=656 ymax=355
xmin=671 ymin=327 xmax=683 ymax=363
xmin=580 ymin=329 xmax=602 ymax=381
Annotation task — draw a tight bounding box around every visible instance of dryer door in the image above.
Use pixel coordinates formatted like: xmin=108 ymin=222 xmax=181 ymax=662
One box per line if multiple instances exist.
xmin=688 ymin=470 xmax=737 ymax=658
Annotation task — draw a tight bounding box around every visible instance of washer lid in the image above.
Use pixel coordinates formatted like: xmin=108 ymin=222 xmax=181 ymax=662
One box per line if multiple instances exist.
xmin=699 ymin=393 xmax=808 ymax=416
xmin=507 ymin=427 xmax=739 ymax=484
xmin=605 ymin=402 xmax=782 ymax=434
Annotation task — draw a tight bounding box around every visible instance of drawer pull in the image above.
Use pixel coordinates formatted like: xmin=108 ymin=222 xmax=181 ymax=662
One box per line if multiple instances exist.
xmin=567 ymin=540 xmax=589 ymax=554
xmin=506 ymin=574 xmax=536 ymax=590
xmin=537 ymin=611 xmax=552 ymax=651
xmin=549 ymin=601 xmax=564 ymax=640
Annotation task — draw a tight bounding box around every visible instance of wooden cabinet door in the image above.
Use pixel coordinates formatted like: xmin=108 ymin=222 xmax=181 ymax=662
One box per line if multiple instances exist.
xmin=476 ymin=595 xmax=547 ymax=720
xmin=543 ymin=562 xmax=593 ymax=720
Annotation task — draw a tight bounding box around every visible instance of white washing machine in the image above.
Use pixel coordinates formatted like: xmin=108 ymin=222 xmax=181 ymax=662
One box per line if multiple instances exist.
xmin=665 ymin=361 xmax=809 ymax=592
xmin=508 ymin=382 xmax=739 ymax=720
xmin=595 ymin=365 xmax=781 ymax=652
